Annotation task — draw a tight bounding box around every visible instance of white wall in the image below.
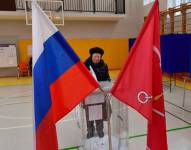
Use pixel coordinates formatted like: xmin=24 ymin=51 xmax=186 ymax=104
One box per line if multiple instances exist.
xmin=138 ymin=0 xmax=168 ymax=30
xmin=1 ymin=1 xmax=173 ymax=47
xmin=0 ymin=0 xmax=142 ymax=39
xmin=65 ymin=0 xmax=143 ymax=39
xmin=0 ymin=0 xmax=144 ymax=76
xmin=143 ymin=0 xmax=167 ymax=16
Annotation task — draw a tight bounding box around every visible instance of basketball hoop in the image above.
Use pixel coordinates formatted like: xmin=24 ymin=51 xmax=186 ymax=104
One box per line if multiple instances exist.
xmin=24 ymin=0 xmax=64 ymax=26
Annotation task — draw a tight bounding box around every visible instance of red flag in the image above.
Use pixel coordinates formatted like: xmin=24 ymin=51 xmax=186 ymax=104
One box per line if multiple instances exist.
xmin=111 ymin=0 xmax=168 ymax=150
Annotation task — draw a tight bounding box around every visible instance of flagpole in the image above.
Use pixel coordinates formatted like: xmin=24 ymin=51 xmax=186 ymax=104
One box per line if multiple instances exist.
xmin=106 ymin=93 xmax=112 ymax=150
xmin=31 ymin=2 xmax=36 ymax=150
xmin=99 ymin=86 xmax=112 ymax=150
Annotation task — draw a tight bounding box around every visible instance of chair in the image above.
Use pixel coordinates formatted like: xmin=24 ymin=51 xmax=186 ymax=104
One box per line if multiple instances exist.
xmin=17 ymin=62 xmax=30 ymax=78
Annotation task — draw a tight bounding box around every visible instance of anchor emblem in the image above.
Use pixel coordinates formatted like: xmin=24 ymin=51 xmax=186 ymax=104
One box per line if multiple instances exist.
xmin=137 ymin=91 xmax=152 ymax=104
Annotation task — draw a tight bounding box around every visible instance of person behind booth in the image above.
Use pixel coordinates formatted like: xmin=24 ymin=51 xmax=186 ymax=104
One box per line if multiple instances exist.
xmin=84 ymin=47 xmax=111 ymax=139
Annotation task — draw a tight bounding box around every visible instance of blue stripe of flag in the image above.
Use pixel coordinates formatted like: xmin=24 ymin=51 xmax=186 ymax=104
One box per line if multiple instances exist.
xmin=34 ymin=31 xmax=80 ymax=129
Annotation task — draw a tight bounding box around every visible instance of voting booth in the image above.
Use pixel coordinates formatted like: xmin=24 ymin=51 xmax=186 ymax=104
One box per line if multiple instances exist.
xmin=78 ymin=81 xmax=129 ymax=150
xmin=57 ymin=81 xmax=129 ymax=150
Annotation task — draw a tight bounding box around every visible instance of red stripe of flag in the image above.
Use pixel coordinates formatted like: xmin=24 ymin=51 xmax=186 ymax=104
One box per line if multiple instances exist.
xmin=36 ymin=109 xmax=58 ymax=150
xmin=50 ymin=61 xmax=98 ymax=122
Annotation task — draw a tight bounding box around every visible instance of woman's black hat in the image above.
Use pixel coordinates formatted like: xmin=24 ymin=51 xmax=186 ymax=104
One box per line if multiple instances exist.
xmin=89 ymin=47 xmax=104 ymax=56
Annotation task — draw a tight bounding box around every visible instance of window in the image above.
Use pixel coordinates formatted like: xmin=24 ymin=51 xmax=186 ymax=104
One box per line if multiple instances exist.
xmin=182 ymin=0 xmax=191 ymax=3
xmin=167 ymin=0 xmax=191 ymax=15
xmin=167 ymin=0 xmax=180 ymax=8
xmin=168 ymin=0 xmax=191 ymax=8
xmin=143 ymin=0 xmax=154 ymax=6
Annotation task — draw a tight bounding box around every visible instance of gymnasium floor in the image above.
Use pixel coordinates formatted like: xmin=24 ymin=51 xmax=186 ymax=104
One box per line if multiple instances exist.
xmin=0 ymin=71 xmax=191 ymax=150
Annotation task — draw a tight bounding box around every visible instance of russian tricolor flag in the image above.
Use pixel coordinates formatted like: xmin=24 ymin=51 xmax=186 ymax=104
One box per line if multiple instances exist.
xmin=32 ymin=2 xmax=99 ymax=150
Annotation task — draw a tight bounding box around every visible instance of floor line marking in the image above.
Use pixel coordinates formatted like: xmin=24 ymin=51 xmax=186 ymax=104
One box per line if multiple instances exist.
xmin=128 ymin=125 xmax=191 ymax=139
